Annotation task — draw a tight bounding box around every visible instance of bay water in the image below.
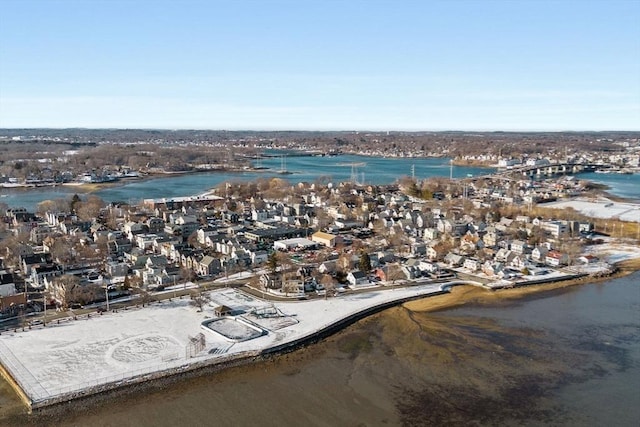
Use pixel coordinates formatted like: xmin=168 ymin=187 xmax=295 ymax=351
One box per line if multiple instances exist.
xmin=1 ymin=272 xmax=637 ymax=426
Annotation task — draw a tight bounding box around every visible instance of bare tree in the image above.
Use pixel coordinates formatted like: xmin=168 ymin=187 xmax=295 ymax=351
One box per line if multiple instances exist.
xmin=321 ymin=273 xmax=336 ymax=299
xmin=76 ymin=195 xmax=106 ymax=221
xmin=36 ymin=199 xmax=69 ymax=215
xmin=190 ymin=290 xmax=211 ymax=312
xmin=133 ymin=287 xmax=155 ymax=307
xmin=55 ymin=275 xmax=101 ymax=308
xmin=386 ymin=264 xmax=405 ymax=284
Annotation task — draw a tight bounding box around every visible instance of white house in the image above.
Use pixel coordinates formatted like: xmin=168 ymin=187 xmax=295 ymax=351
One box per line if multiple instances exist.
xmin=347 ymin=270 xmax=369 ymax=288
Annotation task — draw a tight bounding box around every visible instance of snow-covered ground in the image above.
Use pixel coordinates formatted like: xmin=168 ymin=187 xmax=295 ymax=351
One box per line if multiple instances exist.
xmin=543 ymin=198 xmax=640 ymax=222
xmin=584 ymin=241 xmax=640 ymax=264
xmin=0 ymin=283 xmax=445 ymax=408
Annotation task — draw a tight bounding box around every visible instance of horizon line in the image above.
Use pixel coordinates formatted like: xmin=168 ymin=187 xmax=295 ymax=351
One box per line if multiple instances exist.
xmin=1 ymin=127 xmax=640 ymax=134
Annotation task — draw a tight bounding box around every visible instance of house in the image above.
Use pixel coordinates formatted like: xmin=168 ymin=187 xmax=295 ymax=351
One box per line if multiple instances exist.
xmin=373 ymin=266 xmax=388 ymax=281
xmin=346 ymin=271 xmax=369 ymax=288
xmin=495 ymin=248 xmax=516 ymax=264
xmin=578 ymin=255 xmax=599 ymax=265
xmin=482 ymin=261 xmax=504 ymax=277
xmin=0 ymin=269 xmax=16 ymax=297
xmin=146 ymin=217 xmax=165 ymax=234
xmin=21 ymin=253 xmax=53 ymax=275
xmin=250 ymin=250 xmax=268 ymax=265
xmin=196 ymin=256 xmax=221 ymax=277
xmin=105 ymin=261 xmax=129 ymax=278
xmin=251 ymin=209 xmax=269 ymax=221
xmin=460 ymin=234 xmax=480 ymax=254
xmin=483 ymin=227 xmax=500 ymax=247
xmin=123 ymin=221 xmax=146 ymax=240
xmin=142 ymin=255 xmax=169 ymax=286
xmin=578 ymin=222 xmax=594 ymax=234
xmin=426 ymin=245 xmax=440 ymax=261
xmin=31 ymin=264 xmax=63 ymax=288
xmin=410 ymin=241 xmax=426 ymax=256
xmin=30 ymin=225 xmax=54 ymax=245
xmin=401 ymin=264 xmax=421 ymax=279
xmin=423 ymin=227 xmax=439 ymax=240
xmin=135 ymin=233 xmax=160 ymax=250
xmin=444 ymin=252 xmax=465 ymax=268
xmin=510 ymin=254 xmax=528 ymax=270
xmin=510 ymin=240 xmax=528 ymax=254
xmin=463 ymin=258 xmax=481 ymax=272
xmin=437 ymin=219 xmax=454 ymax=234
xmin=173 ymin=217 xmax=200 ymax=238
xmin=546 ymin=250 xmax=569 ymax=267
xmin=231 ymin=249 xmax=251 ymax=267
xmin=259 ymin=273 xmax=279 ymax=290
xmin=311 ymin=231 xmax=340 ymax=248
xmin=418 ymin=260 xmax=439 ymax=273
xmin=107 ymin=238 xmax=132 ymax=257
xmin=197 ymin=227 xmax=219 ymax=246
xmin=531 ymin=246 xmax=549 ymax=263
xmin=318 ymin=260 xmax=337 ymax=274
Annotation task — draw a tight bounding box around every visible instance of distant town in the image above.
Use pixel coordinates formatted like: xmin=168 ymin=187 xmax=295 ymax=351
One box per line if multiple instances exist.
xmin=0 ymin=130 xmax=639 ymax=411
xmin=1 ymin=130 xmax=639 ymax=187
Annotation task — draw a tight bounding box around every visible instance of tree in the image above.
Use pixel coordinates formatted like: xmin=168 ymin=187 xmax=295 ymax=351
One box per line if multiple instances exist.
xmin=321 ymin=274 xmax=336 ymax=299
xmin=267 ymin=251 xmax=279 ymax=276
xmin=386 ymin=264 xmax=405 ymax=284
xmin=190 ymin=290 xmax=211 ymax=312
xmin=133 ymin=287 xmax=154 ymax=307
xmin=70 ymin=194 xmax=81 ymax=213
xmin=358 ymin=250 xmax=371 ymax=273
xmin=181 ymin=264 xmax=197 ymax=283
xmin=37 ymin=198 xmax=70 ymax=215
xmin=76 ymin=195 xmax=105 ymax=220
xmin=49 ymin=237 xmax=74 ymax=264
xmin=337 ymin=252 xmax=352 ymax=272
xmin=56 ymin=275 xmax=101 ymax=309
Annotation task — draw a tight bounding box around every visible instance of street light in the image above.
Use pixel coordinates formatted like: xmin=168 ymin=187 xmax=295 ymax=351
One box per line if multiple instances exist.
xmin=42 ymin=291 xmax=48 ymax=327
xmin=104 ymin=286 xmax=110 ymax=312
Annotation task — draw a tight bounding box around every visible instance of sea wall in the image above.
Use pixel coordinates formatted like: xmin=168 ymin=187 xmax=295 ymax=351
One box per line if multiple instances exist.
xmin=18 ymin=285 xmax=455 ymax=413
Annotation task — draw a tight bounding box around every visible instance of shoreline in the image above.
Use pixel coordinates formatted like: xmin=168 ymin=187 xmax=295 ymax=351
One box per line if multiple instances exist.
xmin=404 ymin=257 xmax=640 ymax=314
xmin=0 ymin=282 xmax=451 ymax=414
xmin=4 ymin=261 xmax=638 ymax=419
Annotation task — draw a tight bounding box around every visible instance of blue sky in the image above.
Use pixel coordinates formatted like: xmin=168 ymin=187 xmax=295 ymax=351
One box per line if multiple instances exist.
xmin=0 ymin=0 xmax=639 ymax=130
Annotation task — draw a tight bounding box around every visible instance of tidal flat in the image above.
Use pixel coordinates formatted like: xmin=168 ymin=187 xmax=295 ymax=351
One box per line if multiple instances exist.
xmin=3 ymin=274 xmax=639 ymax=426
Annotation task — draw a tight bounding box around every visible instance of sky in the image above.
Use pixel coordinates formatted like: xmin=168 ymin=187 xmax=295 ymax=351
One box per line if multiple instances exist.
xmin=0 ymin=0 xmax=639 ymax=131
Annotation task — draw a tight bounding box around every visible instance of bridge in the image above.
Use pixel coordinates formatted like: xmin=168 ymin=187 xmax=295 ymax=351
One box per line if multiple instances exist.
xmin=473 ymin=163 xmax=608 ymax=181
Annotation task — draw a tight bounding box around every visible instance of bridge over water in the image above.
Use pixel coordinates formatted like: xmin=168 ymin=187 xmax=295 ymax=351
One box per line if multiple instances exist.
xmin=474 ymin=163 xmax=607 ymax=181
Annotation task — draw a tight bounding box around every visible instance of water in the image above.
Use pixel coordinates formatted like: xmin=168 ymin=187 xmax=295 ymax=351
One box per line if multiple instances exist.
xmin=0 ymin=155 xmax=489 ymax=210
xmin=437 ymin=274 xmax=640 ymax=426
xmin=3 ymin=155 xmax=639 ymax=211
xmin=580 ymin=172 xmax=640 ymax=201
xmin=2 ymin=273 xmax=637 ymax=426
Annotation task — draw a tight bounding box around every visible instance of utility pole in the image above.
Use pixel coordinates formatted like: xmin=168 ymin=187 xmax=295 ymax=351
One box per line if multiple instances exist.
xmin=449 ymin=159 xmax=453 ymax=180
xmin=105 ymin=286 xmax=110 ymax=311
